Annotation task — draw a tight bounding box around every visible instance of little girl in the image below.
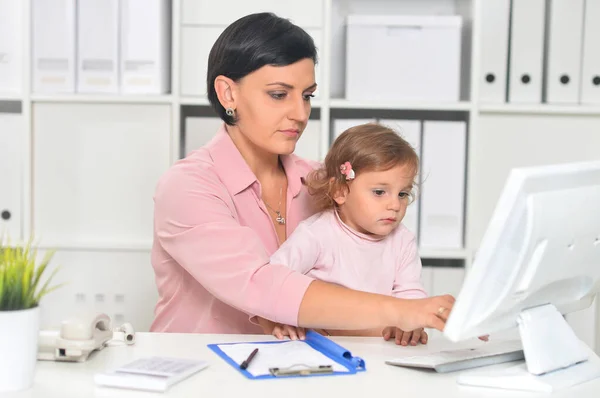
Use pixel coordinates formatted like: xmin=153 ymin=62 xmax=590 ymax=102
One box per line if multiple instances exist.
xmin=257 ymin=122 xmax=430 ymax=346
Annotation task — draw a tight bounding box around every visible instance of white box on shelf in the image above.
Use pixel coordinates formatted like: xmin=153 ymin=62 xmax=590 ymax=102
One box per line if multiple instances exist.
xmin=545 ymin=0 xmax=585 ymax=104
xmin=180 ymin=26 xmax=323 ymax=98
xmin=0 ymin=0 xmax=22 ymax=94
xmin=120 ymin=0 xmax=170 ymax=94
xmin=478 ymin=0 xmax=511 ymax=103
xmin=507 ymin=0 xmax=546 ymax=104
xmin=420 ymin=121 xmax=466 ymax=250
xmin=294 ymin=119 xmax=321 ymax=162
xmin=345 ymin=15 xmax=462 ymax=102
xmin=32 ymin=103 xmax=171 ymax=247
xmin=181 ymin=0 xmax=324 ymax=28
xmin=379 ymin=119 xmax=421 ymax=239
xmin=580 ymin=0 xmax=600 ymax=105
xmin=0 ymin=112 xmax=22 ymax=240
xmin=32 ymin=0 xmax=76 ymax=93
xmin=332 ymin=118 xmax=376 ymax=140
xmin=77 ymin=0 xmax=120 ymax=94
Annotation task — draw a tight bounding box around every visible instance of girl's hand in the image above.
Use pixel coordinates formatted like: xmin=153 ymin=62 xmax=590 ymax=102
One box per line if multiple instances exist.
xmin=382 ymin=327 xmax=428 ymax=346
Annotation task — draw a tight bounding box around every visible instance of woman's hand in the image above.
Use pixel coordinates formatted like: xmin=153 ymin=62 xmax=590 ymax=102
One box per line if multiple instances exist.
xmin=382 ymin=327 xmax=428 ymax=346
xmin=255 ymin=317 xmax=306 ymax=340
xmin=390 ymin=294 xmax=456 ymax=332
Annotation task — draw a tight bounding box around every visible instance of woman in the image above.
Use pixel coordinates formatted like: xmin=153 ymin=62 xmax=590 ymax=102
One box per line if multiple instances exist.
xmin=150 ymin=12 xmax=454 ymax=337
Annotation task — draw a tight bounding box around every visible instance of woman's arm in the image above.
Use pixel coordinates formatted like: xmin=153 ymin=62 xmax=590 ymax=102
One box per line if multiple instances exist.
xmin=155 ymin=165 xmax=454 ymax=332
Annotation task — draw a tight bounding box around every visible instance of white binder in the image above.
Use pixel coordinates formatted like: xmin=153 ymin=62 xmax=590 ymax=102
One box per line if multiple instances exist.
xmin=478 ymin=0 xmax=511 ymax=103
xmin=0 ymin=0 xmax=22 ymax=94
xmin=581 ymin=0 xmax=600 ymax=104
xmin=120 ymin=0 xmax=170 ymax=94
xmin=420 ymin=121 xmax=466 ymax=249
xmin=332 ymin=119 xmax=376 ymax=140
xmin=32 ymin=0 xmax=76 ymax=93
xmin=545 ymin=0 xmax=585 ymax=104
xmin=77 ymin=0 xmax=120 ymax=93
xmin=294 ymin=120 xmax=322 ymax=162
xmin=0 ymin=113 xmax=22 ymax=240
xmin=379 ymin=119 xmax=421 ymax=239
xmin=508 ymin=0 xmax=546 ymax=103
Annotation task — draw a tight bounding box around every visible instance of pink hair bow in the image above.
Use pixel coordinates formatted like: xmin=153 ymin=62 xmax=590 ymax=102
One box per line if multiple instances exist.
xmin=340 ymin=161 xmax=355 ymax=181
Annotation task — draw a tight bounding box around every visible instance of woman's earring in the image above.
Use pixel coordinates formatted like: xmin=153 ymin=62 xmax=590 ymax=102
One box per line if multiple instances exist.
xmin=225 ymin=107 xmax=235 ymax=117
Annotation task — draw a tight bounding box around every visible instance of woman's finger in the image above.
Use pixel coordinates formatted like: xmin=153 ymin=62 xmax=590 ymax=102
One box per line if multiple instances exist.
xmin=286 ymin=326 xmax=298 ymax=341
xmin=297 ymin=327 xmax=306 ymax=340
xmin=273 ymin=325 xmax=284 ymax=340
xmin=427 ymin=313 xmax=446 ymax=332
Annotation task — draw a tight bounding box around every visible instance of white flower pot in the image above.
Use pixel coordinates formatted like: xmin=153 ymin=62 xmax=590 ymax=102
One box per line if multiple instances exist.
xmin=0 ymin=306 xmax=40 ymax=392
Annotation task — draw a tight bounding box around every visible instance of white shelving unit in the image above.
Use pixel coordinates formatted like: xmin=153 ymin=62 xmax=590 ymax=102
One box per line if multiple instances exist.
xmin=1 ymin=0 xmax=599 ymax=346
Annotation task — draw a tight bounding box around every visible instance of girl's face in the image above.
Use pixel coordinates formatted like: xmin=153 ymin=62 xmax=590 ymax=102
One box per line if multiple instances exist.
xmin=334 ymin=163 xmax=415 ymax=238
xmin=229 ymin=58 xmax=317 ymax=156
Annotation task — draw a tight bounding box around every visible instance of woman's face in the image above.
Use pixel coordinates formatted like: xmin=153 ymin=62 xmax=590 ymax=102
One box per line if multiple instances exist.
xmin=233 ymin=58 xmax=317 ymax=156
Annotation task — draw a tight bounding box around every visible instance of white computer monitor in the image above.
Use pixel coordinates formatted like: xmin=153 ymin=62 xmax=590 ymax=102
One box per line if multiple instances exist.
xmin=444 ymin=160 xmax=600 ymax=392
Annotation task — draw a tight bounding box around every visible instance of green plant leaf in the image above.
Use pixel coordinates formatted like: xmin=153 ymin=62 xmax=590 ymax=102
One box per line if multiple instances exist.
xmin=0 ymin=239 xmax=61 ymax=311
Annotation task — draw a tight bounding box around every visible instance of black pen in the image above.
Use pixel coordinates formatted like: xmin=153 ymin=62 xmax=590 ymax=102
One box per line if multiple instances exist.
xmin=240 ymin=348 xmax=259 ymax=370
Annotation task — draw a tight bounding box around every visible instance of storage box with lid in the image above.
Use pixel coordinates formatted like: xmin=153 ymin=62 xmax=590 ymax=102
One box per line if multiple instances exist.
xmin=345 ymin=15 xmax=462 ymax=102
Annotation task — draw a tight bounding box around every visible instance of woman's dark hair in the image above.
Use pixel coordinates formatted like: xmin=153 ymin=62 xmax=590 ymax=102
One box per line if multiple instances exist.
xmin=207 ymin=12 xmax=318 ymax=125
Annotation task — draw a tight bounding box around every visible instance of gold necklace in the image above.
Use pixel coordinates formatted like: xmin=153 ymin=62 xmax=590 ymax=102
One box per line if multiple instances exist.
xmin=264 ymin=187 xmax=285 ymax=225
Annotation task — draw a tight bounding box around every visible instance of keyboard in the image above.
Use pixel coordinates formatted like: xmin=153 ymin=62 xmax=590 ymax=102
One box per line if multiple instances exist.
xmin=385 ymin=340 xmax=524 ymax=373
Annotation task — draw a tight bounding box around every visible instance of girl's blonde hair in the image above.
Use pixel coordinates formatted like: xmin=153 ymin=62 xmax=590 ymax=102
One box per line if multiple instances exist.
xmin=304 ymin=123 xmax=419 ymax=212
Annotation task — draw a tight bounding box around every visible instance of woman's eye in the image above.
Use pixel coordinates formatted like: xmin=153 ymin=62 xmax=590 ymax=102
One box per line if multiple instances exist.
xmin=269 ymin=92 xmax=286 ymax=100
xmin=303 ymin=93 xmax=315 ymax=101
xmin=399 ymin=192 xmax=410 ymax=198
xmin=373 ymin=189 xmax=385 ymax=196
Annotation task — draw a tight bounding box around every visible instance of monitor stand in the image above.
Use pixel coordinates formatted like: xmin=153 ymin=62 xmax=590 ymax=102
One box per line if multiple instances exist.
xmin=457 ymin=304 xmax=600 ymax=393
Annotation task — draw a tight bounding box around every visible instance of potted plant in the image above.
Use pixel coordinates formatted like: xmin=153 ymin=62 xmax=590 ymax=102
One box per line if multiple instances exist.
xmin=0 ymin=241 xmax=61 ymax=392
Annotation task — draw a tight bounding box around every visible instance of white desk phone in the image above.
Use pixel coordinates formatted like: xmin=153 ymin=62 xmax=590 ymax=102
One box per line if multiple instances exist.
xmin=37 ymin=313 xmax=136 ymax=362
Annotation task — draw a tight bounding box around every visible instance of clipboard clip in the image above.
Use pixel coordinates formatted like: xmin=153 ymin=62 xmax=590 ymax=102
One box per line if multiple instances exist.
xmin=269 ymin=364 xmax=334 ymax=377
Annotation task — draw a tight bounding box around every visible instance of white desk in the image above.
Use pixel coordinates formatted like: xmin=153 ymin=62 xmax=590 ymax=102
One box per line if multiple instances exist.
xmin=6 ymin=333 xmax=600 ymax=397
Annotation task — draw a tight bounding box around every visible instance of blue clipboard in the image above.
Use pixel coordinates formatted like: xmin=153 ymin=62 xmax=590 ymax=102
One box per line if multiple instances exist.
xmin=208 ymin=330 xmax=366 ymax=380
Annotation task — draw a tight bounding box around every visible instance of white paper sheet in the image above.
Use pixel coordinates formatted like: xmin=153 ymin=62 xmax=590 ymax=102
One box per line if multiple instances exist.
xmin=217 ymin=341 xmax=348 ymax=377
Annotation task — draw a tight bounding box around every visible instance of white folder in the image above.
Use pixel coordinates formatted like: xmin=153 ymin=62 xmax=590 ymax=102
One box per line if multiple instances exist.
xmin=420 ymin=121 xmax=466 ymax=249
xmin=0 ymin=112 xmax=22 ymax=240
xmin=581 ymin=0 xmax=600 ymax=104
xmin=0 ymin=0 xmax=22 ymax=94
xmin=379 ymin=119 xmax=421 ymax=239
xmin=184 ymin=117 xmax=224 ymax=156
xmin=77 ymin=0 xmax=120 ymax=93
xmin=545 ymin=0 xmax=585 ymax=104
xmin=478 ymin=0 xmax=511 ymax=103
xmin=32 ymin=0 xmax=76 ymax=93
xmin=120 ymin=0 xmax=170 ymax=94
xmin=332 ymin=119 xmax=376 ymax=141
xmin=294 ymin=120 xmax=322 ymax=162
xmin=508 ymin=0 xmax=546 ymax=103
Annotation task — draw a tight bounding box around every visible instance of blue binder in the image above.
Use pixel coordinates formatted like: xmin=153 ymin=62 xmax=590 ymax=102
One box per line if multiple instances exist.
xmin=208 ymin=330 xmax=366 ymax=380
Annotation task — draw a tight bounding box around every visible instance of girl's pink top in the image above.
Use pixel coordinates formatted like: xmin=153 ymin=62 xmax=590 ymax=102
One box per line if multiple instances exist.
xmin=150 ymin=125 xmax=317 ymax=333
xmin=270 ymin=210 xmax=428 ymax=299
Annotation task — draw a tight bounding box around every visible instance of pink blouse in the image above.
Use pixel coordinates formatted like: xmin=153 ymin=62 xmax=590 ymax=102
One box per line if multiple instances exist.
xmin=271 ymin=210 xmax=427 ymax=299
xmin=150 ymin=125 xmax=317 ymax=333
